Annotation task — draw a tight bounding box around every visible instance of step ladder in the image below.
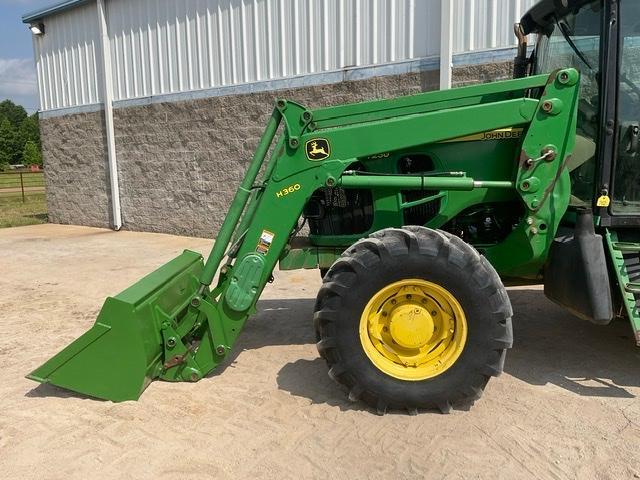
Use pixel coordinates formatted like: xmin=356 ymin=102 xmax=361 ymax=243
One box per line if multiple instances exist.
xmin=606 ymin=230 xmax=640 ymax=345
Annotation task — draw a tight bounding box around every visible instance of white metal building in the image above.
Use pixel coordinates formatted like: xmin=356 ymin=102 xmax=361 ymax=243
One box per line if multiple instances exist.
xmin=24 ymin=0 xmax=536 ymax=114
xmin=23 ymin=0 xmax=538 ymax=235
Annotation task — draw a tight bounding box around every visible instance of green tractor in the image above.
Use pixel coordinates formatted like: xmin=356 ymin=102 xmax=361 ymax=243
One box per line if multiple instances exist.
xmin=29 ymin=0 xmax=640 ymax=413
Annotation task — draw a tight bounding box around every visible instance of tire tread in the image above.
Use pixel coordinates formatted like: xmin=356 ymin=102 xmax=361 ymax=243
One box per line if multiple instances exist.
xmin=315 ymin=226 xmax=513 ymax=414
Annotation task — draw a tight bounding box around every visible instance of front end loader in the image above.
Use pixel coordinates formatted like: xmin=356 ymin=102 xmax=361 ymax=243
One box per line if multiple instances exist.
xmin=29 ymin=0 xmax=640 ymax=413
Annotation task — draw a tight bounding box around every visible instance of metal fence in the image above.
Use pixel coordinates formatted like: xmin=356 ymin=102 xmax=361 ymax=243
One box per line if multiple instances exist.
xmin=0 ymin=172 xmax=46 ymax=202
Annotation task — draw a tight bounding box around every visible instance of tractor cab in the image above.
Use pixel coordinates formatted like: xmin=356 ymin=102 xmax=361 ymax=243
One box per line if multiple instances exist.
xmin=520 ymin=0 xmax=640 ymax=226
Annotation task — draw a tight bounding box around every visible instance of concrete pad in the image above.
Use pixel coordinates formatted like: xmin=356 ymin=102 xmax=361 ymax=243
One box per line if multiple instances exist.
xmin=1 ymin=224 xmax=639 ymax=479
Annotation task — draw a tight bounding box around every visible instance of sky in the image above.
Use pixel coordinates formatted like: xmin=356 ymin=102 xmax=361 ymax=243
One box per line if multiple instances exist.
xmin=0 ymin=0 xmax=45 ymax=113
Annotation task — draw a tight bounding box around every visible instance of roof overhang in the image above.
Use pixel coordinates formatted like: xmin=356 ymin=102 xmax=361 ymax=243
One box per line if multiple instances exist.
xmin=22 ymin=0 xmax=93 ymax=24
xmin=520 ymin=0 xmax=595 ymax=35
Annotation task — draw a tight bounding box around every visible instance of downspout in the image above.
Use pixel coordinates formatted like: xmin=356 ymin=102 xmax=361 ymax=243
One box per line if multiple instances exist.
xmin=96 ymin=0 xmax=122 ymax=230
xmin=439 ymin=0 xmax=454 ymax=90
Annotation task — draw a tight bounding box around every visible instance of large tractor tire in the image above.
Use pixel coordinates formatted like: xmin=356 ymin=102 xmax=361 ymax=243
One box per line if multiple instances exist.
xmin=314 ymin=226 xmax=513 ymax=414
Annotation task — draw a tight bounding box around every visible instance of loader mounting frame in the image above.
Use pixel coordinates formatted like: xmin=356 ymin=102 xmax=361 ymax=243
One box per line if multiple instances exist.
xmin=28 ymin=69 xmax=580 ymax=401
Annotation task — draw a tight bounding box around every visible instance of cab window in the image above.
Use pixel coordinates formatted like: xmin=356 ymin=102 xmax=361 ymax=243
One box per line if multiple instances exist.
xmin=612 ymin=1 xmax=640 ymax=213
xmin=535 ymin=1 xmax=602 ymax=206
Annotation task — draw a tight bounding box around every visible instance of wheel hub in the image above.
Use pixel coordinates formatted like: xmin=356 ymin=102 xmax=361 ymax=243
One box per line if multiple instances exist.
xmin=388 ymin=304 xmax=434 ymax=349
xmin=359 ymin=279 xmax=467 ymax=381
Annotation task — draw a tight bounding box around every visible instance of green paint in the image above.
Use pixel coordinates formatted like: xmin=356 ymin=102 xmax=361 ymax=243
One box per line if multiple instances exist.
xmin=339 ymin=174 xmax=514 ymax=190
xmin=225 ymin=254 xmax=266 ymax=312
xmin=200 ymin=109 xmax=282 ymax=286
xmin=605 ymin=230 xmax=640 ymax=345
xmin=27 ymin=250 xmax=204 ymax=401
xmin=28 ymin=69 xmax=587 ymax=401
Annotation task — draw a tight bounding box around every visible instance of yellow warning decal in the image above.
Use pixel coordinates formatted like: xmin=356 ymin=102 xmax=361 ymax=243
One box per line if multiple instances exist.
xmin=597 ymin=195 xmax=611 ymax=208
xmin=440 ymin=127 xmax=524 ymax=143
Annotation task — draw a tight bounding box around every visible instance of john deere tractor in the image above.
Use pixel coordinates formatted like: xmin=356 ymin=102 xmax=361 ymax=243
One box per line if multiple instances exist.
xmin=29 ymin=0 xmax=640 ymax=414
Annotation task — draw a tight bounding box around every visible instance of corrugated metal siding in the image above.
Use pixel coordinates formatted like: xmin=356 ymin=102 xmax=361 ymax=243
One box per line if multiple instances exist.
xmin=32 ymin=1 xmax=102 ymax=111
xmin=105 ymin=0 xmax=440 ymax=101
xmin=452 ymin=0 xmax=537 ymax=53
xmin=33 ymin=0 xmax=535 ymax=111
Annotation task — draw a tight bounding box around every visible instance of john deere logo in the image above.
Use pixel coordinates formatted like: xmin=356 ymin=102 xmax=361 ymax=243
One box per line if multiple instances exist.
xmin=305 ymin=138 xmax=330 ymax=161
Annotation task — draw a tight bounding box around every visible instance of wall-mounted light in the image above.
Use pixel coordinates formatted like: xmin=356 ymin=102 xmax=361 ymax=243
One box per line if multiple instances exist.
xmin=29 ymin=23 xmax=45 ymax=36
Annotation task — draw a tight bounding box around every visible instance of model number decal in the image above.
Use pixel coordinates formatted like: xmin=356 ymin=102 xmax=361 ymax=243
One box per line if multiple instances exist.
xmin=368 ymin=152 xmax=390 ymax=160
xmin=276 ymin=183 xmax=301 ymax=198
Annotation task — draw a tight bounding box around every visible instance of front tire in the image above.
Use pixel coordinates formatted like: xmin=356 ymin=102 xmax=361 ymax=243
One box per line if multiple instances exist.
xmin=314 ymin=226 xmax=513 ymax=414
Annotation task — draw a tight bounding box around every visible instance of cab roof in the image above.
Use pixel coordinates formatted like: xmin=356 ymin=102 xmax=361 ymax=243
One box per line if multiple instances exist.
xmin=520 ymin=0 xmax=595 ymax=35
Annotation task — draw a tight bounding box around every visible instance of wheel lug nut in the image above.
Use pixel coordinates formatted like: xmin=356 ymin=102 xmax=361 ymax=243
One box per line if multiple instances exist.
xmin=406 ymin=294 xmax=412 ymax=300
xmin=431 ymin=311 xmax=437 ymax=316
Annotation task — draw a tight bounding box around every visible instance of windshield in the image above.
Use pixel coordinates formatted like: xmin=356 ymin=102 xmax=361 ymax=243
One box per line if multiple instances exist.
xmin=534 ymin=2 xmax=602 ymax=75
xmin=611 ymin=0 xmax=640 ymax=213
xmin=534 ymin=1 xmax=602 ymax=207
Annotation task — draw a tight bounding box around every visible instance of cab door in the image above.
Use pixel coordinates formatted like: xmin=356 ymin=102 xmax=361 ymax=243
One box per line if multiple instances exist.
xmin=610 ymin=0 xmax=640 ymax=218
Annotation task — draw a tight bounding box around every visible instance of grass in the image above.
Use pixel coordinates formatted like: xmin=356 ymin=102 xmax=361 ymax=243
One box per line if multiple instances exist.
xmin=0 ymin=194 xmax=48 ymax=228
xmin=0 ymin=172 xmax=45 ymax=189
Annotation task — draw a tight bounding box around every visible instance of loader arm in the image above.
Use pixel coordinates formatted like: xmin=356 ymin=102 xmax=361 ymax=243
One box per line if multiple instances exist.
xmin=28 ymin=69 xmax=580 ymax=401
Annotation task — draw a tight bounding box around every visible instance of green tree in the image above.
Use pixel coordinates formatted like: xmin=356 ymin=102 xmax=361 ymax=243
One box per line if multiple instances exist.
xmin=0 ymin=101 xmax=42 ymax=166
xmin=0 ymin=118 xmax=17 ymax=165
xmin=19 ymin=114 xmax=40 ymax=149
xmin=22 ymin=140 xmax=42 ymax=166
xmin=0 ymin=100 xmax=27 ymax=128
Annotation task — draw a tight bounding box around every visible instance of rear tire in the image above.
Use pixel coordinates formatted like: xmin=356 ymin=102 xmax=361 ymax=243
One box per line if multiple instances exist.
xmin=314 ymin=226 xmax=513 ymax=414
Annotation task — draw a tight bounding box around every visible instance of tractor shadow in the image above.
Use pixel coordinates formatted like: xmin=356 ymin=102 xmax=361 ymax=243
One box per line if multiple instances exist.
xmin=26 ymin=383 xmax=103 ymax=401
xmin=505 ymin=288 xmax=640 ymax=398
xmin=25 ymin=291 xmax=640 ymax=403
xmin=206 ymin=298 xmax=374 ymax=413
xmin=24 ymin=298 xmax=321 ymax=402
xmin=273 ymin=288 xmax=640 ymax=407
xmin=205 ymin=298 xmax=320 ymax=379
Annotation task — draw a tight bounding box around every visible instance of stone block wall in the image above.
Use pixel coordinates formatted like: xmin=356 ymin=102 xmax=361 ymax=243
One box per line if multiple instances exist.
xmin=40 ymin=111 xmax=112 ymax=228
xmin=40 ymin=62 xmax=512 ymax=237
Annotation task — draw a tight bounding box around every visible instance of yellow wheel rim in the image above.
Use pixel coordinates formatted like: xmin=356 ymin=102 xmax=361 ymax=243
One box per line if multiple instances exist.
xmin=359 ymin=279 xmax=467 ymax=381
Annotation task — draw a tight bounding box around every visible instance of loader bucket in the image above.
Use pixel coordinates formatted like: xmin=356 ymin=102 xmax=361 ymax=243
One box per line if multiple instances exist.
xmin=27 ymin=250 xmax=204 ymax=401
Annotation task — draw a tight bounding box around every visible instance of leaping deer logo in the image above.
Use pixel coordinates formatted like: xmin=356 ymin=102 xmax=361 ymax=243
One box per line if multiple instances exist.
xmin=309 ymin=141 xmax=328 ymax=156
xmin=305 ymin=139 xmax=330 ymax=160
